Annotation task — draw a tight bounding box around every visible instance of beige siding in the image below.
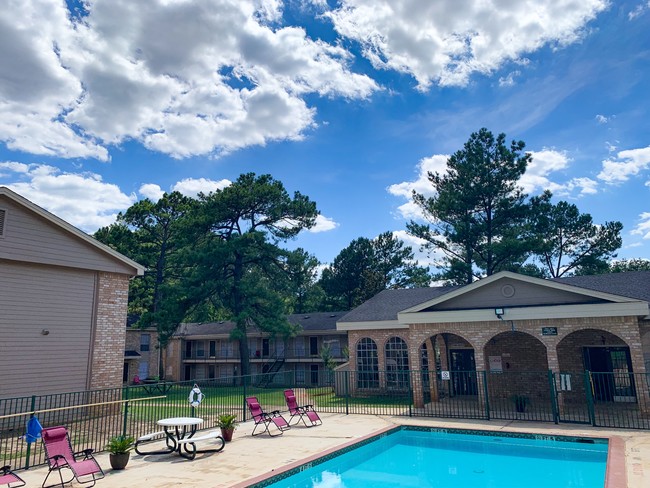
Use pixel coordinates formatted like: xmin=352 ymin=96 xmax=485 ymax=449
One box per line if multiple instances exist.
xmin=0 ymin=196 xmax=135 ymax=274
xmin=433 ymin=279 xmax=600 ymax=311
xmin=0 ymin=261 xmax=95 ymax=397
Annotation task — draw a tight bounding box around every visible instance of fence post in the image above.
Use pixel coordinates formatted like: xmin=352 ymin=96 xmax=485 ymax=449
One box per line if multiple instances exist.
xmin=584 ymin=371 xmax=596 ymax=426
xmin=122 ymin=386 xmax=130 ymax=436
xmin=242 ymin=375 xmax=248 ymax=422
xmin=482 ymin=371 xmax=490 ymax=420
xmin=408 ymin=370 xmax=413 ymax=417
xmin=345 ymin=371 xmax=350 ymax=416
xmin=548 ymin=370 xmax=559 ymax=424
xmin=24 ymin=395 xmax=37 ymax=469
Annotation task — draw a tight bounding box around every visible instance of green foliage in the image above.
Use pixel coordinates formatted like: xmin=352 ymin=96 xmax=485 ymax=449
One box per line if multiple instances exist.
xmin=528 ymin=191 xmax=623 ymax=277
xmin=320 ymin=231 xmax=431 ymax=309
xmin=216 ymin=414 xmax=238 ymax=430
xmin=608 ymin=258 xmax=650 ymax=273
xmin=319 ymin=344 xmax=337 ymax=371
xmin=409 ymin=128 xmax=532 ymax=284
xmin=106 ymin=435 xmax=135 ymax=454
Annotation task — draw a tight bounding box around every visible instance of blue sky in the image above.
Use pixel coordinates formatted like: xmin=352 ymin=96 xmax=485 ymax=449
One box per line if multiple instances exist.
xmin=1 ymin=0 xmax=649 ymax=268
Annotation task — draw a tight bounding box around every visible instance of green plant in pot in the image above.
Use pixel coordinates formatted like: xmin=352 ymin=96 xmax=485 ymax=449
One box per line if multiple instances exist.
xmin=106 ymin=435 xmax=135 ymax=470
xmin=216 ymin=414 xmax=238 ymax=442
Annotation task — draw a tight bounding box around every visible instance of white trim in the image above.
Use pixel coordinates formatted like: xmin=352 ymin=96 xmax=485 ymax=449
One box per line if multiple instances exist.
xmin=400 ymin=271 xmax=635 ymax=314
xmin=0 ymin=186 xmax=144 ymax=275
xmin=337 ymin=320 xmax=407 ymax=331
xmin=397 ymin=301 xmax=649 ymax=325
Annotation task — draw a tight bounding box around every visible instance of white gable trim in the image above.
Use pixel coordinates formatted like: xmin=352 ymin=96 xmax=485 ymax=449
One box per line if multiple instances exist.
xmin=337 ymin=320 xmax=407 ymax=331
xmin=398 ymin=300 xmax=649 ymax=325
xmin=0 ymin=186 xmax=144 ymax=276
xmin=400 ymin=271 xmax=634 ymax=314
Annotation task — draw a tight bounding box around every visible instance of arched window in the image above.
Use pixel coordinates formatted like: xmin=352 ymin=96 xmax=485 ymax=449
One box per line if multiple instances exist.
xmin=356 ymin=338 xmax=379 ymax=389
xmin=385 ymin=337 xmax=409 ymax=389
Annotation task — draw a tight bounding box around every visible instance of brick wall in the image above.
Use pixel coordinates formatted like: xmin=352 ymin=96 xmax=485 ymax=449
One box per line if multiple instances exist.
xmin=89 ymin=272 xmax=130 ymax=390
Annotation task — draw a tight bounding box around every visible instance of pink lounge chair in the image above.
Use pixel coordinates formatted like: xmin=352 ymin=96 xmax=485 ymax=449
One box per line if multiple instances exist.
xmin=284 ymin=389 xmax=322 ymax=427
xmin=41 ymin=426 xmax=104 ymax=488
xmin=0 ymin=466 xmax=25 ymax=488
xmin=245 ymin=397 xmax=291 ymax=437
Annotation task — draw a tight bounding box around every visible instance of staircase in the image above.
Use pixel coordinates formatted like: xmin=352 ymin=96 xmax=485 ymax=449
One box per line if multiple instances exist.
xmin=256 ymin=355 xmax=285 ymax=387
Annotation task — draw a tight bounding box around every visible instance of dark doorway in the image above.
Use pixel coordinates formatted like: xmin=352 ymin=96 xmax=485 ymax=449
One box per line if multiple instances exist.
xmin=310 ymin=364 xmax=319 ymax=385
xmin=449 ymin=349 xmax=478 ymax=396
xmin=310 ymin=337 xmax=318 ymax=356
xmin=583 ymin=347 xmax=635 ymax=402
xmin=123 ymin=362 xmax=129 ymax=383
xmin=262 ymin=339 xmax=270 ymax=357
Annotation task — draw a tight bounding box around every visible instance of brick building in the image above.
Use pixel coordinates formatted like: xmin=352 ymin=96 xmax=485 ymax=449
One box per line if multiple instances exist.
xmin=0 ymin=187 xmax=144 ymax=397
xmin=338 ymin=271 xmax=650 ymax=412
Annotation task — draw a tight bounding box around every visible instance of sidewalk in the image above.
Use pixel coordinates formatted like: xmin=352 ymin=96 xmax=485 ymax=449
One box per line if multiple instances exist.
xmin=14 ymin=414 xmax=650 ymax=487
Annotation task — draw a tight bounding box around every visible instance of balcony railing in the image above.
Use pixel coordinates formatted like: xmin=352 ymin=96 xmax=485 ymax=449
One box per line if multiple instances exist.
xmin=182 ymin=349 xmax=347 ymax=361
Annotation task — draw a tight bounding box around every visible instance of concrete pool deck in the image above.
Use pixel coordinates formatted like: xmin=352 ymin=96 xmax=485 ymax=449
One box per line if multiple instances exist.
xmin=14 ymin=414 xmax=650 ymax=487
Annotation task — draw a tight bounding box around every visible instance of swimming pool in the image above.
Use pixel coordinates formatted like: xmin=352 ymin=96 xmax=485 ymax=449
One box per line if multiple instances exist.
xmin=255 ymin=427 xmax=608 ymax=488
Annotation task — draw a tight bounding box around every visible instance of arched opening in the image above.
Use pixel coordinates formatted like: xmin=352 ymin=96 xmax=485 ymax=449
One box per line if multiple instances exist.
xmin=558 ymin=329 xmax=634 ymax=403
xmin=356 ymin=338 xmax=379 ymax=390
xmin=385 ymin=337 xmax=409 ymax=390
xmin=419 ymin=333 xmax=476 ymax=400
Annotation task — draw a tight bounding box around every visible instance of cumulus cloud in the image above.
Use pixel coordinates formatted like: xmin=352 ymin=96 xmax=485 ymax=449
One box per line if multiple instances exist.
xmin=387 ymin=155 xmax=448 ymax=220
xmin=595 ymin=114 xmax=609 ymax=123
xmin=172 ymin=178 xmax=232 ymax=198
xmin=597 ymin=145 xmax=650 ymax=183
xmin=323 ymin=0 xmax=608 ymax=89
xmin=392 ymin=229 xmax=442 ymax=268
xmin=309 ymin=214 xmax=339 ymax=233
xmin=139 ymin=184 xmax=165 ymax=201
xmin=0 ymin=0 xmax=378 ymax=161
xmin=523 ymin=149 xmax=598 ymax=196
xmin=0 ymin=162 xmax=136 ymax=231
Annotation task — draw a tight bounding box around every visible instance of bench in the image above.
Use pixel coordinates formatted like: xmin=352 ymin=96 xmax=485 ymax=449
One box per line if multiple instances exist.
xmin=175 ymin=431 xmax=225 ymax=460
xmin=134 ymin=431 xmax=175 ymax=455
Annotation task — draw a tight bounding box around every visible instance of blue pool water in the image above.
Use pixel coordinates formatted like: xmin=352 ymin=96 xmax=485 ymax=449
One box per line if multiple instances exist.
xmin=263 ymin=429 xmax=608 ymax=488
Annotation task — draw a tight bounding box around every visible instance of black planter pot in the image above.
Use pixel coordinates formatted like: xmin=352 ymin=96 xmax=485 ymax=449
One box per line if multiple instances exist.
xmin=109 ymin=452 xmax=130 ymax=470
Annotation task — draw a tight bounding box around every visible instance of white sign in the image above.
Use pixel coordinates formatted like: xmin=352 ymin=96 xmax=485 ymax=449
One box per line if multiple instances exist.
xmin=489 ymin=356 xmax=503 ymax=373
xmin=441 ymin=371 xmax=450 ymax=380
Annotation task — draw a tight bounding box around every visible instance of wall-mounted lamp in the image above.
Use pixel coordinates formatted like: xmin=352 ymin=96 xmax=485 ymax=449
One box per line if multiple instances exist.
xmin=41 ymin=329 xmax=50 ymax=336
xmin=494 ymin=308 xmax=504 ymax=319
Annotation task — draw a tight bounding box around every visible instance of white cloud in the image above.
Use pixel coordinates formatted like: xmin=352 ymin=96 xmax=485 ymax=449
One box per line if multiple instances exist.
xmin=521 ymin=149 xmax=597 ymax=197
xmin=392 ymin=229 xmax=442 ymax=268
xmin=309 ymin=214 xmax=339 ymax=233
xmin=1 ymin=163 xmax=136 ymax=232
xmin=387 ymin=154 xmax=448 ymax=220
xmin=172 ymin=178 xmax=232 ymax=198
xmin=323 ymin=0 xmax=608 ymax=89
xmin=629 ymin=1 xmax=650 ymax=20
xmin=597 ymin=145 xmax=650 ymax=183
xmin=595 ymin=114 xmax=609 ymax=123
xmin=632 ymin=212 xmax=650 ymax=239
xmin=139 ymin=184 xmax=165 ymax=201
xmin=498 ymin=71 xmax=521 ymax=87
xmin=0 ymin=0 xmax=378 ymax=161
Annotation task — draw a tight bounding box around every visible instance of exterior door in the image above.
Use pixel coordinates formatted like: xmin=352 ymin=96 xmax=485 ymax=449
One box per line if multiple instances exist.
xmin=449 ymin=349 xmax=478 ymax=396
xmin=584 ymin=347 xmax=635 ymax=402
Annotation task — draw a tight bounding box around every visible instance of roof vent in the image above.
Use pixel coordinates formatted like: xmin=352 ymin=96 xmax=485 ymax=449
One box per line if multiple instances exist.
xmin=329 ymin=314 xmax=337 ymax=318
xmin=0 ymin=208 xmax=5 ymax=237
xmin=303 ymin=316 xmax=310 ymax=319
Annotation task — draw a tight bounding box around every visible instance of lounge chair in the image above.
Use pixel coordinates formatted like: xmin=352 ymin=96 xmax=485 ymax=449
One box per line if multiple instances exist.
xmin=0 ymin=466 xmax=25 ymax=487
xmin=283 ymin=389 xmax=322 ymax=427
xmin=245 ymin=397 xmax=291 ymax=437
xmin=41 ymin=426 xmax=104 ymax=488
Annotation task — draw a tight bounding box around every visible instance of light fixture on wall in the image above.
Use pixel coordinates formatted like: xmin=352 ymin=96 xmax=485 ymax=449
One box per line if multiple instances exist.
xmin=494 ymin=308 xmax=504 ymax=319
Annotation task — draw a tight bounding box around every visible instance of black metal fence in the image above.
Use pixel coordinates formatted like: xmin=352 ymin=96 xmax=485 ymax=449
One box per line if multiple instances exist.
xmin=2 ymin=369 xmax=649 ymax=470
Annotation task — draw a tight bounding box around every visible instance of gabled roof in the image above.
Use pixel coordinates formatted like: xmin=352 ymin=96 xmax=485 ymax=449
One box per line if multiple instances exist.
xmin=0 ymin=186 xmax=144 ymax=276
xmin=338 ymin=270 xmax=650 ymax=326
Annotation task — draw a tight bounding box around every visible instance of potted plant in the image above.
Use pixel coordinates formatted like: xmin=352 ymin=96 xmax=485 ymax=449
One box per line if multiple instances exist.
xmin=106 ymin=434 xmax=135 ymax=470
xmin=216 ymin=414 xmax=238 ymax=442
xmin=511 ymin=394 xmax=530 ymax=413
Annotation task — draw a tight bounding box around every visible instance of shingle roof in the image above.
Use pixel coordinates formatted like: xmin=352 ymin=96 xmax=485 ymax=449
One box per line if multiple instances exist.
xmin=338 ymin=271 xmax=650 ymax=324
xmin=555 ymin=271 xmax=650 ymax=302
xmin=173 ymin=311 xmax=347 ymax=338
xmin=338 ymin=286 xmax=459 ymax=323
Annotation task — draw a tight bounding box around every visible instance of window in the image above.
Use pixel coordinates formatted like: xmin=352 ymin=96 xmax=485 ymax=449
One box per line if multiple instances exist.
xmin=296 ymin=365 xmax=305 ymax=384
xmin=385 ymin=337 xmax=410 ymax=389
xmin=196 ymin=341 xmax=205 ymax=358
xmin=356 ymin=338 xmax=379 ymax=389
xmin=294 ymin=337 xmax=305 ymax=357
xmin=140 ymin=334 xmax=150 ymax=352
xmin=309 ymin=337 xmax=318 ymax=356
xmin=208 ymin=365 xmax=216 ymax=379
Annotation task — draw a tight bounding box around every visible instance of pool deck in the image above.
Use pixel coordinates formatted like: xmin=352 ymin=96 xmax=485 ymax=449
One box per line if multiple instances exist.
xmin=15 ymin=414 xmax=650 ymax=487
